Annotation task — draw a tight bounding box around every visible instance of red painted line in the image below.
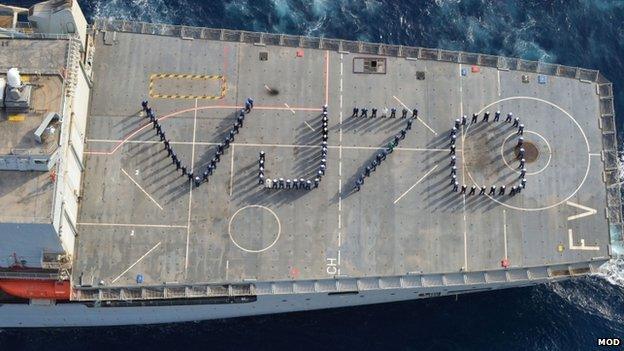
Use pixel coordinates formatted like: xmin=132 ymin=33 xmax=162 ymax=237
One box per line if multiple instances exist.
xmin=84 ymin=104 xmax=323 ymax=155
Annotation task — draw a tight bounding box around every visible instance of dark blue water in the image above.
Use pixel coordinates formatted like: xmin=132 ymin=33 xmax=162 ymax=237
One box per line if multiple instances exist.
xmin=2 ymin=1 xmax=624 ymax=349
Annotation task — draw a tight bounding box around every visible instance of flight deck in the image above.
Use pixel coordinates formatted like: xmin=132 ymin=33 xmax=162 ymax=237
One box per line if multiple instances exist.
xmin=73 ymin=28 xmax=614 ymax=287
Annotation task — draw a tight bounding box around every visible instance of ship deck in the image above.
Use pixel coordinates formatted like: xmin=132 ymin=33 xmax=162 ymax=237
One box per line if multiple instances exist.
xmin=73 ymin=30 xmax=611 ymax=287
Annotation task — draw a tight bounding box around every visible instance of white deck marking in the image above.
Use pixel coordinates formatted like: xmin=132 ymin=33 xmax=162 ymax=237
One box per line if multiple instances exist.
xmin=229 ymin=145 xmax=235 ymax=196
xmin=589 ymin=153 xmax=601 ymax=157
xmin=568 ymin=229 xmax=600 ymax=251
xmin=304 ymin=121 xmax=315 ymax=131
xmin=338 ymin=53 xmax=344 ymax=255
xmin=225 ymin=259 xmax=229 ymax=280
xmin=185 ymin=98 xmax=199 ymax=274
xmin=500 ymin=130 xmax=552 ymax=176
xmin=87 ymin=139 xmax=450 ymax=152
xmin=77 ymin=222 xmax=187 ymax=229
xmin=497 ymin=70 xmax=501 ymax=96
xmin=120 ymin=168 xmax=163 ymax=210
xmin=459 ymin=64 xmax=468 ymax=271
xmin=228 ymin=205 xmax=281 ymax=253
xmin=503 ymin=209 xmax=508 ymax=259
xmin=284 ymin=103 xmax=296 ymax=114
xmin=393 ymin=165 xmax=438 ymax=204
xmin=392 ymin=95 xmax=438 ymax=135
xmin=111 ymin=242 xmax=162 ymax=283
xmin=566 ymin=201 xmax=597 ymax=221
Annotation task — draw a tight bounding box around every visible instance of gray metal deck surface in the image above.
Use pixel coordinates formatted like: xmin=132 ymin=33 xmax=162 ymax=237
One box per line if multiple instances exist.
xmin=73 ymin=31 xmax=611 ymax=287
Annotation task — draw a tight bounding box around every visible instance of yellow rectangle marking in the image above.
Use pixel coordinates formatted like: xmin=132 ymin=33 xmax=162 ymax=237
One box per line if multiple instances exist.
xmin=8 ymin=114 xmax=25 ymax=122
xmin=148 ymin=72 xmax=228 ymax=100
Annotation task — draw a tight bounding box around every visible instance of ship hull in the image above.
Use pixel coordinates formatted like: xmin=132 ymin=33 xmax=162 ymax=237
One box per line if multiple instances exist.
xmin=0 ymin=277 xmax=564 ymax=328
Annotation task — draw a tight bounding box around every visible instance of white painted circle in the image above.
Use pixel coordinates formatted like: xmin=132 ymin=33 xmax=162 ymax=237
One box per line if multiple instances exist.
xmin=500 ymin=130 xmax=552 ymax=176
xmin=228 ymin=205 xmax=281 ymax=253
xmin=464 ymin=96 xmax=591 ymax=212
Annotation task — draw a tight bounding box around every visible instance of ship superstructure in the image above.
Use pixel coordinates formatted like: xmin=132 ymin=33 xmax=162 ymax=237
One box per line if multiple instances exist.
xmin=0 ymin=0 xmax=621 ymax=327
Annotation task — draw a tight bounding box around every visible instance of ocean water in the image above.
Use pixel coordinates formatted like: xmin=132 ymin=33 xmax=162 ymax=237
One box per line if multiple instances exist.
xmin=1 ymin=0 xmax=624 ymax=349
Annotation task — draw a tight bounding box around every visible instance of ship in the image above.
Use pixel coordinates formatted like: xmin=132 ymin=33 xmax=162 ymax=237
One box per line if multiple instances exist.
xmin=0 ymin=0 xmax=621 ymax=328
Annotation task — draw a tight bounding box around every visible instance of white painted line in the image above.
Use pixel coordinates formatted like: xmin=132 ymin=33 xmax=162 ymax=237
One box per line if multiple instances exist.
xmin=566 ymin=201 xmax=597 ymax=221
xmin=338 ymin=231 xmax=341 ymax=247
xmin=88 ymin=139 xmax=450 ymax=153
xmin=185 ymin=99 xmax=199 ymax=274
xmin=77 ymin=222 xmax=187 ymax=229
xmin=229 ymin=145 xmax=235 ymax=196
xmin=121 ymin=168 xmax=163 ymax=210
xmin=392 ymin=95 xmax=438 ymax=135
xmin=459 ymin=64 xmax=468 ymax=271
xmin=497 ymin=70 xmax=501 ymax=96
xmin=393 ymin=165 xmax=439 ymax=204
xmin=589 ymin=153 xmax=601 ymax=157
xmin=225 ymin=259 xmax=229 ymax=281
xmin=304 ymin=121 xmax=316 ymax=131
xmin=111 ymin=242 xmax=162 ymax=283
xmin=503 ymin=209 xmax=508 ymax=259
xmin=568 ymin=229 xmax=600 ymax=251
xmin=284 ymin=103 xmax=296 ymax=114
xmin=338 ymin=249 xmax=341 ymax=265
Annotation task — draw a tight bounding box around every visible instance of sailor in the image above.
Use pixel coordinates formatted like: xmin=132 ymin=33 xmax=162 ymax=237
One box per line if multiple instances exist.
xmin=320 ymin=164 xmax=326 ymax=175
xmin=371 ymin=108 xmax=377 ymax=118
xmin=160 ymin=132 xmax=166 ymax=141
xmin=217 ymin=143 xmax=224 ymax=154
xmin=376 ymin=153 xmax=383 ymax=163
xmin=450 ymin=165 xmax=457 ymax=176
xmin=510 ymin=186 xmax=517 ymax=196
xmin=460 ymin=184 xmax=467 ymax=194
xmin=479 ymin=186 xmax=486 ymax=195
xmin=279 ymin=178 xmax=285 ymax=189
xmin=450 ymin=145 xmax=456 ymax=155
xmin=412 ymin=109 xmax=418 ymax=118
xmin=354 ymin=178 xmax=363 ymax=192
xmin=259 ymin=150 xmax=265 ymax=160
xmin=468 ymin=185 xmax=476 ymax=195
xmin=148 ymin=109 xmax=155 ymax=122
xmin=208 ymin=164 xmax=214 ymax=176
xmin=455 ymin=119 xmax=461 ymax=129
xmin=450 ymin=134 xmax=457 ymax=145
xmin=233 ymin=123 xmax=240 ymax=134
xmin=244 ymin=99 xmax=252 ymax=113
xmin=214 ymin=153 xmax=221 ymax=163
xmin=400 ymin=129 xmax=407 ymax=140
xmin=165 ymin=141 xmax=172 ymax=154
xmin=317 ymin=170 xmax=323 ymax=178
xmin=202 ymin=170 xmax=209 ymax=181
xmin=237 ymin=116 xmax=244 ymax=128
xmin=450 ymin=174 xmax=457 ymax=184
xmin=272 ymin=178 xmax=279 ymax=189
xmin=518 ymin=148 xmax=525 ymax=159
xmin=493 ymin=110 xmax=501 ymax=122
xmin=393 ymin=135 xmax=401 ymax=146
xmin=314 ymin=178 xmax=320 ymax=188
xmin=282 ymin=179 xmax=290 ymax=189
xmin=387 ymin=142 xmax=395 ymax=153
xmin=299 ymin=178 xmax=306 ymax=190
xmin=321 ymin=158 xmax=327 ymax=167
xmin=322 ymin=121 xmax=328 ymax=129
xmin=292 ymin=178 xmax=299 ymax=189
xmin=306 ymin=180 xmax=312 ymax=190
xmin=517 ymin=137 xmax=524 ymax=147
xmin=361 ymin=108 xmax=368 ymax=117
xmin=155 ymin=122 xmax=161 ymax=133
xmin=175 ymin=158 xmax=181 ymax=170
xmin=381 ymin=150 xmax=388 ymax=161
xmin=450 ymin=155 xmax=456 ymax=166
xmin=224 ymin=138 xmax=231 ymax=148
xmin=483 ymin=111 xmax=490 ymax=122
xmin=450 ymin=127 xmax=458 ymax=137
xmin=210 ymin=158 xmax=217 ymax=169
xmin=471 ymin=113 xmax=478 ymax=124
xmin=390 ymin=108 xmax=396 ymax=118
xmin=258 ymin=174 xmax=265 ymax=185
xmin=323 ymin=104 xmax=328 ymax=112
xmin=512 ymin=116 xmax=520 ymax=127
xmin=499 ymin=185 xmax=506 ymax=195
xmin=461 ymin=115 xmax=467 ymax=126
xmin=352 ymin=107 xmax=359 ymax=117
xmin=520 ymin=167 xmax=526 ymax=178
xmin=452 ymin=181 xmax=459 ymax=192
xmin=401 ymin=109 xmax=408 ymax=118
xmin=239 ymin=109 xmax=246 ymax=118
xmin=171 ymin=152 xmax=177 ymax=164
xmin=519 ymin=158 xmax=526 ymax=169
xmin=141 ymin=100 xmax=149 ymax=110
xmin=406 ymin=119 xmax=413 ymax=130
xmin=247 ymin=97 xmax=254 ymax=109
xmin=521 ymin=178 xmax=527 ymax=188
xmin=185 ymin=172 xmax=193 ymax=183
xmin=505 ymin=112 xmax=513 ymax=123
xmin=489 ymin=186 xmax=496 ymax=196
xmin=322 ymin=110 xmax=328 ymax=118
xmin=181 ymin=165 xmax=187 ymax=176
xmin=371 ymin=159 xmax=379 ymax=171
xmin=517 ymin=123 xmax=524 ymax=135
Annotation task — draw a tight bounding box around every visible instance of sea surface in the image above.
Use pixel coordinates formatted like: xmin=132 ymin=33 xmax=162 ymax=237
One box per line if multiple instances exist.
xmin=1 ymin=0 xmax=624 ymax=350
